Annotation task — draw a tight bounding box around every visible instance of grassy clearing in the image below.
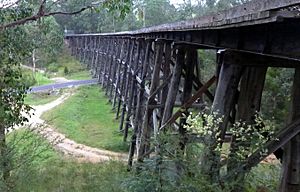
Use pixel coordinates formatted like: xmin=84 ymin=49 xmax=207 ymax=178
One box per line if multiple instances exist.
xmin=25 ymin=92 xmax=62 ymax=106
xmin=42 ymin=85 xmax=128 ymax=152
xmin=48 ymin=50 xmax=91 ymax=80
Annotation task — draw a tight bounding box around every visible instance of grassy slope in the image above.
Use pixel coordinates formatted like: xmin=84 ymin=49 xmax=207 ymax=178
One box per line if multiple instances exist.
xmin=25 ymin=92 xmax=61 ymax=106
xmin=9 ymin=130 xmax=127 ymax=192
xmin=50 ymin=50 xmax=91 ymax=80
xmin=42 ymin=85 xmax=128 ymax=152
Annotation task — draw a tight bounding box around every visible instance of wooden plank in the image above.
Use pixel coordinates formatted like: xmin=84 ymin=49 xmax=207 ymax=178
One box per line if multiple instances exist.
xmin=224 ymin=50 xmax=300 ymax=68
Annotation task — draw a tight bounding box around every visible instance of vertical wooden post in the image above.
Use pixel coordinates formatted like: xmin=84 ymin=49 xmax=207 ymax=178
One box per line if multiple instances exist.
xmin=112 ymin=38 xmax=126 ymax=109
xmin=109 ymin=38 xmax=122 ymax=102
xmin=161 ymin=46 xmax=184 ymax=125
xmin=128 ymin=39 xmax=153 ymax=167
xmin=160 ymin=42 xmax=172 ymax=126
xmin=116 ymin=39 xmax=131 ymax=119
xmin=137 ymin=40 xmax=164 ymax=161
xmin=227 ymin=66 xmax=267 ymax=189
xmin=123 ymin=39 xmax=142 ymax=141
xmin=117 ymin=39 xmax=134 ymax=127
xmin=105 ymin=38 xmax=115 ymax=96
xmin=101 ymin=38 xmax=112 ymax=87
xmin=203 ymin=50 xmax=244 ymax=182
xmin=280 ymin=67 xmax=300 ymax=192
xmin=179 ymin=48 xmax=197 ymax=149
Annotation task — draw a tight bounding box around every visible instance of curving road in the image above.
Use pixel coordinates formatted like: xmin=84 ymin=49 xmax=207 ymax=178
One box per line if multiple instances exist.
xmin=29 ymin=79 xmax=98 ymax=93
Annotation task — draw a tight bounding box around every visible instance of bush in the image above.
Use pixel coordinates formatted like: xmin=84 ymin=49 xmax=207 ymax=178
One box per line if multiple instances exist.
xmin=47 ymin=62 xmax=59 ymax=73
xmin=21 ymin=71 xmax=37 ymax=87
xmin=64 ymin=66 xmax=69 ymax=75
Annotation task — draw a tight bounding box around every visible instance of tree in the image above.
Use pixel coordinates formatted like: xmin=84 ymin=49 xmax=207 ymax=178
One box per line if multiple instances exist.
xmin=0 ymin=0 xmax=131 ymax=189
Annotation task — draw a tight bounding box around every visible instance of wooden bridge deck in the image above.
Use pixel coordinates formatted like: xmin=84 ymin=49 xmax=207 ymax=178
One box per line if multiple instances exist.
xmin=66 ymin=0 xmax=300 ymax=191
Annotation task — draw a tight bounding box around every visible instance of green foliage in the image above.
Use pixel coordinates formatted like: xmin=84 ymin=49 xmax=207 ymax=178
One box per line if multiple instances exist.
xmin=42 ymin=85 xmax=129 ymax=152
xmin=126 ymin=111 xmax=279 ymax=191
xmin=0 ymin=129 xmax=56 ymax=190
xmin=64 ymin=66 xmax=70 ymax=75
xmin=15 ymin=159 xmax=128 ymax=192
xmin=48 ymin=47 xmax=90 ymax=80
xmin=5 ymin=130 xmax=128 ymax=192
xmin=24 ymin=16 xmax=64 ymax=68
xmin=262 ymin=68 xmax=294 ymax=129
xmin=21 ymin=68 xmax=54 ymax=86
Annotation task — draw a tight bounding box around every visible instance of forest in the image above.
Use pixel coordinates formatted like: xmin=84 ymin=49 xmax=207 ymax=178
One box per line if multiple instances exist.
xmin=0 ymin=0 xmax=296 ymax=191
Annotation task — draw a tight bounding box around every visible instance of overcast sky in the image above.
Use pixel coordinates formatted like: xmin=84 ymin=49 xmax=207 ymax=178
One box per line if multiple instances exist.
xmin=169 ymin=0 xmax=198 ymax=7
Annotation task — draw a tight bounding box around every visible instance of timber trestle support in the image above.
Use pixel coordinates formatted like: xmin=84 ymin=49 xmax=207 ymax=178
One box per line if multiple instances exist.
xmin=66 ymin=0 xmax=300 ymax=191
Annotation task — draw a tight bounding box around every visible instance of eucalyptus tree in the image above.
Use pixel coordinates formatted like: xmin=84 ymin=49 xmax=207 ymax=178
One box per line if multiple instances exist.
xmin=0 ymin=0 xmax=131 ymax=189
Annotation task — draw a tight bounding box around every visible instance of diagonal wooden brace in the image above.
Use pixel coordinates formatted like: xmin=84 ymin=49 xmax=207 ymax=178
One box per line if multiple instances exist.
xmin=159 ymin=75 xmax=216 ymax=131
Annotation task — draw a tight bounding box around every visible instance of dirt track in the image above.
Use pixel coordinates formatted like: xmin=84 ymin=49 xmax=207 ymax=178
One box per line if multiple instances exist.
xmin=27 ymin=92 xmax=128 ymax=163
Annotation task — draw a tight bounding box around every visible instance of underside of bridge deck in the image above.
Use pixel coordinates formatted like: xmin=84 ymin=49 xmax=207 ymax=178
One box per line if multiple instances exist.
xmin=66 ymin=0 xmax=300 ymax=191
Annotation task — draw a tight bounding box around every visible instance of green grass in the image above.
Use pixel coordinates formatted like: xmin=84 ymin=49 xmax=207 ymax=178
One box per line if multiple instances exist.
xmin=25 ymin=92 xmax=61 ymax=106
xmin=6 ymin=129 xmax=128 ymax=192
xmin=48 ymin=50 xmax=91 ymax=80
xmin=42 ymin=85 xmax=128 ymax=152
xmin=15 ymin=160 xmax=128 ymax=192
xmin=22 ymin=68 xmax=54 ymax=86
xmin=66 ymin=70 xmax=91 ymax=80
xmin=34 ymin=72 xmax=54 ymax=86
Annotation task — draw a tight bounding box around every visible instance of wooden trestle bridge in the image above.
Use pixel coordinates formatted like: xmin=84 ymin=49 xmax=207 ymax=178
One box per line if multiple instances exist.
xmin=66 ymin=0 xmax=300 ymax=191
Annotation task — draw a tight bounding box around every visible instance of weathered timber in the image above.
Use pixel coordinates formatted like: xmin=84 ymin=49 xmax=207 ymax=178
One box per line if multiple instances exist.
xmin=109 ymin=39 xmax=122 ymax=101
xmin=224 ymin=50 xmax=300 ymax=68
xmin=203 ymin=57 xmax=244 ymax=181
xmin=160 ymin=42 xmax=172 ymax=127
xmin=116 ymin=39 xmax=132 ymax=120
xmin=123 ymin=39 xmax=142 ymax=142
xmin=280 ymin=67 xmax=300 ymax=192
xmin=137 ymin=40 xmax=164 ymax=161
xmin=227 ymin=66 xmax=267 ymax=190
xmin=112 ymin=39 xmax=126 ymax=109
xmin=161 ymin=47 xmax=184 ymax=125
xmin=128 ymin=39 xmax=153 ymax=167
xmin=160 ymin=76 xmax=216 ymax=130
xmin=119 ymin=39 xmax=135 ymax=131
xmin=179 ymin=48 xmax=197 ymax=149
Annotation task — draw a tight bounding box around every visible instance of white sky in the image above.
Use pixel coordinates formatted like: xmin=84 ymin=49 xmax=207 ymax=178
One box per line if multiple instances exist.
xmin=170 ymin=0 xmax=198 ymax=6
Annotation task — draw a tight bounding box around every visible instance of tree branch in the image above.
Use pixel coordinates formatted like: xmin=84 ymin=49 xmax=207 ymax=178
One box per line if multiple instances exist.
xmin=0 ymin=5 xmax=92 ymax=31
